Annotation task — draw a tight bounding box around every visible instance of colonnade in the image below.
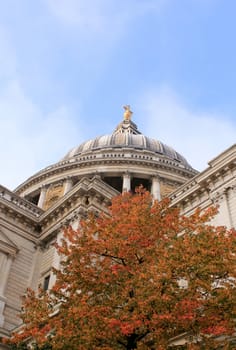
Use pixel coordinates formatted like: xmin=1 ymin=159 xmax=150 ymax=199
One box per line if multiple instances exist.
xmin=121 ymin=172 xmax=161 ymax=200
xmin=37 ymin=173 xmax=161 ymax=209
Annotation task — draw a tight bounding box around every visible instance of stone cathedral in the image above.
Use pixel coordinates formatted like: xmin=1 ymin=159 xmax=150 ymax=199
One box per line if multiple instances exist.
xmin=0 ymin=107 xmax=236 ymax=347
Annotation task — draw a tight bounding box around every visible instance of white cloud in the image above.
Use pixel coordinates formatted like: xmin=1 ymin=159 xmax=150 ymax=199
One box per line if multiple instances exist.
xmin=45 ymin=0 xmax=167 ymax=35
xmin=43 ymin=0 xmax=170 ymax=95
xmin=0 ymin=26 xmax=17 ymax=79
xmin=0 ymin=80 xmax=82 ymax=190
xmin=137 ymin=86 xmax=236 ymax=171
xmin=46 ymin=0 xmax=111 ymax=32
xmin=0 ymin=23 xmax=84 ymax=190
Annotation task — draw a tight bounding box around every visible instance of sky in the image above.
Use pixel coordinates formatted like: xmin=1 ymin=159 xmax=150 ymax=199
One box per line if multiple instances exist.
xmin=1 ymin=0 xmax=236 ymax=190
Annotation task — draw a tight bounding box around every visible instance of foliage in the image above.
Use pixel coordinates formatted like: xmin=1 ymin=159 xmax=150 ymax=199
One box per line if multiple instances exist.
xmin=8 ymin=342 xmax=52 ymax=350
xmin=5 ymin=189 xmax=236 ymax=349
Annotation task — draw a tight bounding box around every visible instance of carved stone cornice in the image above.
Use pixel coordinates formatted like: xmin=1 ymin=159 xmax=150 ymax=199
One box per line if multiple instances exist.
xmin=170 ymin=145 xmax=236 ymax=208
xmin=15 ymin=148 xmax=197 ymax=195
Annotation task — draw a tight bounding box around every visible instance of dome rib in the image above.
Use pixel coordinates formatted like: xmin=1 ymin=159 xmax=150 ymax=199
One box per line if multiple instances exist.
xmin=61 ymin=117 xmax=193 ymax=169
xmin=62 ymin=134 xmax=192 ymax=169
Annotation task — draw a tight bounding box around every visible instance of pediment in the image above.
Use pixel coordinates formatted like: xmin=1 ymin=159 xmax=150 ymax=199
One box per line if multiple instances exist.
xmin=38 ymin=176 xmax=121 ymax=241
xmin=76 ymin=175 xmax=120 ymax=198
xmin=0 ymin=228 xmax=18 ymax=256
xmin=40 ymin=176 xmax=119 ymax=222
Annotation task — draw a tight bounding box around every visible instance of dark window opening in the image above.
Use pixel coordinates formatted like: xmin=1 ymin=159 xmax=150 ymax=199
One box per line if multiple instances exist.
xmin=26 ymin=193 xmax=40 ymax=206
xmin=103 ymin=177 xmax=122 ymax=193
xmin=131 ymin=178 xmax=151 ymax=193
xmin=43 ymin=275 xmax=50 ymax=291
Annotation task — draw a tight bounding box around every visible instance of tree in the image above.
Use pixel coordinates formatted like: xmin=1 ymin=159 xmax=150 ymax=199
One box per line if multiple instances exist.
xmin=6 ymin=190 xmax=236 ymax=349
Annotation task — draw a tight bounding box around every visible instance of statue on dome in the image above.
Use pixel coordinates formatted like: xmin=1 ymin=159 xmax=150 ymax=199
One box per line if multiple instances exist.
xmin=123 ymin=105 xmax=133 ymax=121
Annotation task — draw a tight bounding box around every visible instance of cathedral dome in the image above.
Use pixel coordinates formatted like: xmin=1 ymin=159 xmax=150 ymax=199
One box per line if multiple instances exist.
xmin=63 ymin=132 xmax=191 ymax=169
xmin=15 ymin=106 xmax=197 ymax=207
xmin=63 ymin=114 xmax=191 ymax=170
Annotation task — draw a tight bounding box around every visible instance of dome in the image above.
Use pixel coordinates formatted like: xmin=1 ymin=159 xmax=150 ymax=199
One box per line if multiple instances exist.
xmin=15 ymin=108 xmax=197 ymax=205
xmin=63 ymin=119 xmax=192 ymax=169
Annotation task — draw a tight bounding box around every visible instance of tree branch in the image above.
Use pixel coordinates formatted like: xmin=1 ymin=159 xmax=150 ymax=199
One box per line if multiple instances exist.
xmin=100 ymin=251 xmax=127 ymax=266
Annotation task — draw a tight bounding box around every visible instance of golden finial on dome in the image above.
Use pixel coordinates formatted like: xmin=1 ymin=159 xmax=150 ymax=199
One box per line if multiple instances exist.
xmin=123 ymin=105 xmax=133 ymax=121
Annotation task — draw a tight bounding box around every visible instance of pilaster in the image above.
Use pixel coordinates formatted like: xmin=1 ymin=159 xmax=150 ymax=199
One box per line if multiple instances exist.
xmin=38 ymin=185 xmax=48 ymax=209
xmin=0 ymin=254 xmax=13 ymax=327
xmin=210 ymin=188 xmax=232 ymax=228
xmin=151 ymin=176 xmax=161 ymax=201
xmin=63 ymin=177 xmax=73 ymax=195
xmin=122 ymin=172 xmax=131 ymax=192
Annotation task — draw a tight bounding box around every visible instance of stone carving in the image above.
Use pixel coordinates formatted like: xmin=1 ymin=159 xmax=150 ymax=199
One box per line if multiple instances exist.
xmin=43 ymin=183 xmax=65 ymax=210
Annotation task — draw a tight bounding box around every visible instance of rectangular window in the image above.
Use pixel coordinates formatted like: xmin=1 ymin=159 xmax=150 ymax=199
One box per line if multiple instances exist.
xmin=43 ymin=275 xmax=50 ymax=291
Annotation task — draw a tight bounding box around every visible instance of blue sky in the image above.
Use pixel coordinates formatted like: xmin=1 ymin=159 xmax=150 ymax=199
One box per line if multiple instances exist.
xmin=1 ymin=0 xmax=236 ymax=189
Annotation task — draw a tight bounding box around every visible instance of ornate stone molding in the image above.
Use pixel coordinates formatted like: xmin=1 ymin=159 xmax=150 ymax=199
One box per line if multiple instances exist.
xmin=210 ymin=189 xmax=228 ymax=204
xmin=0 ymin=185 xmax=42 ymax=218
xmin=15 ymin=148 xmax=197 ymax=195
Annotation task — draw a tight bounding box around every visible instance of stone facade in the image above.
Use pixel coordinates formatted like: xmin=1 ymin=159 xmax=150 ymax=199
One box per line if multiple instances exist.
xmin=170 ymin=144 xmax=236 ymax=228
xmin=0 ymin=115 xmax=235 ymax=347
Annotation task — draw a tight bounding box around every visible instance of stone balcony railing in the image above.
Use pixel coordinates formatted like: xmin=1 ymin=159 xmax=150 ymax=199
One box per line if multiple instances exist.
xmin=0 ymin=185 xmax=43 ymax=218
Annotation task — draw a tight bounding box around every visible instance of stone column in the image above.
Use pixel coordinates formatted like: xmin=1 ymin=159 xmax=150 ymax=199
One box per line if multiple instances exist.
xmin=49 ymin=232 xmax=63 ymax=289
xmin=0 ymin=254 xmax=12 ymax=327
xmin=151 ymin=176 xmax=161 ymax=201
xmin=38 ymin=185 xmax=47 ymax=208
xmin=212 ymin=189 xmax=232 ymax=228
xmin=0 ymin=254 xmax=13 ymax=295
xmin=27 ymin=245 xmax=43 ymax=290
xmin=63 ymin=177 xmax=73 ymax=195
xmin=122 ymin=172 xmax=131 ymax=192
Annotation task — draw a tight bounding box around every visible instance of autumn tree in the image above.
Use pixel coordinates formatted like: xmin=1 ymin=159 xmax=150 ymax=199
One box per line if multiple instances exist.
xmin=6 ymin=190 xmax=236 ymax=349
